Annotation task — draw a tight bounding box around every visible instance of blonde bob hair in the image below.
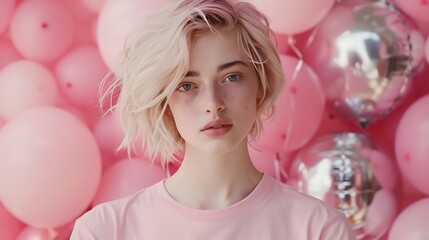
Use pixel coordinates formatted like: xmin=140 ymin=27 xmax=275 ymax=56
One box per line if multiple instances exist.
xmin=104 ymin=0 xmax=285 ymax=166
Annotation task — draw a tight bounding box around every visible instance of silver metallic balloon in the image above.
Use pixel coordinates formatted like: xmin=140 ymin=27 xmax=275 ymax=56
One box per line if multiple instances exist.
xmin=288 ymin=132 xmax=393 ymax=238
xmin=304 ymin=0 xmax=412 ymax=128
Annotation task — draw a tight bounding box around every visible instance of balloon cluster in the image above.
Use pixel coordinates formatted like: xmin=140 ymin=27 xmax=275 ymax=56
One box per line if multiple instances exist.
xmin=0 ymin=0 xmax=429 ymax=239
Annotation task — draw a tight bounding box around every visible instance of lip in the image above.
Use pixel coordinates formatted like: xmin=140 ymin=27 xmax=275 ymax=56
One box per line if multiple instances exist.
xmin=201 ymin=119 xmax=233 ymax=137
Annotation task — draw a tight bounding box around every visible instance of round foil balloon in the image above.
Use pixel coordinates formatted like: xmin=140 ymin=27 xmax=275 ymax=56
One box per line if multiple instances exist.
xmin=288 ymin=132 xmax=397 ymax=239
xmin=304 ymin=0 xmax=412 ymax=128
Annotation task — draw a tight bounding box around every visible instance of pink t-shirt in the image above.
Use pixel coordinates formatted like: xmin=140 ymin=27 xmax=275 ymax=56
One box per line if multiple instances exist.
xmin=71 ymin=174 xmax=355 ymax=239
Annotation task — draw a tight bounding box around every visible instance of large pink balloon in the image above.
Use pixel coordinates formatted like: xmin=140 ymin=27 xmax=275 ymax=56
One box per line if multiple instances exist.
xmin=395 ymin=94 xmax=429 ymax=195
xmin=97 ymin=0 xmax=170 ymax=69
xmin=246 ymin=0 xmax=335 ymax=35
xmin=388 ymin=198 xmax=429 ymax=240
xmin=55 ymin=45 xmax=108 ymax=108
xmin=92 ymin=158 xmax=166 ymax=206
xmin=254 ymin=55 xmax=325 ymax=153
xmin=0 ymin=107 xmax=102 ymax=228
xmin=0 ymin=60 xmax=58 ymax=120
xmin=0 ymin=202 xmax=26 ymax=240
xmin=10 ymin=0 xmax=75 ymax=61
xmin=0 ymin=0 xmax=16 ymax=34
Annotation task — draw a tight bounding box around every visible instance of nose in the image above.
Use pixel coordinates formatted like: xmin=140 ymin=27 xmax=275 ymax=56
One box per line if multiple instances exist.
xmin=203 ymin=85 xmax=225 ymax=113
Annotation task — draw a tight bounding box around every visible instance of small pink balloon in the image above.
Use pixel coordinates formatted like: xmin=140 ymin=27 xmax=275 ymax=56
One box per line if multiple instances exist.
xmin=246 ymin=0 xmax=335 ymax=35
xmin=361 ymin=148 xmax=399 ymax=191
xmin=97 ymin=0 xmax=170 ymax=68
xmin=0 ymin=37 xmax=21 ymax=70
xmin=10 ymin=0 xmax=75 ymax=61
xmin=395 ymin=94 xmax=429 ymax=195
xmin=388 ymin=198 xmax=429 ymax=240
xmin=425 ymin=37 xmax=429 ymax=64
xmin=415 ymin=18 xmax=429 ymax=37
xmin=0 ymin=202 xmax=26 ymax=240
xmin=0 ymin=117 xmax=5 ymax=129
xmin=0 ymin=106 xmax=102 ymax=228
xmin=0 ymin=60 xmax=58 ymax=120
xmin=55 ymin=45 xmax=108 ymax=108
xmin=409 ymin=29 xmax=425 ymax=69
xmin=254 ymin=55 xmax=325 ymax=153
xmin=314 ymin=107 xmax=357 ymax=137
xmin=248 ymin=146 xmax=280 ymax=179
xmin=80 ymin=0 xmax=105 ymax=13
xmin=16 ymin=226 xmax=50 ymax=240
xmin=53 ymin=221 xmax=75 ymax=240
xmin=93 ymin=110 xmax=124 ymax=153
xmin=0 ymin=0 xmax=16 ymax=34
xmin=274 ymin=33 xmax=290 ymax=55
xmin=395 ymin=0 xmax=429 ymax=22
xmin=363 ymin=190 xmax=398 ymax=238
xmin=92 ymin=158 xmax=167 ymax=206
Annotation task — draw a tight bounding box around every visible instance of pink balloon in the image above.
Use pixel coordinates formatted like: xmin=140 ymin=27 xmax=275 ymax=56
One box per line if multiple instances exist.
xmin=80 ymin=0 xmax=105 ymax=13
xmin=93 ymin=110 xmax=124 ymax=153
xmin=0 ymin=37 xmax=21 ymax=70
xmin=395 ymin=94 xmax=429 ymax=195
xmin=10 ymin=0 xmax=75 ymax=61
xmin=395 ymin=0 xmax=429 ymax=22
xmin=52 ymin=221 xmax=75 ymax=240
xmin=362 ymin=148 xmax=399 ymax=191
xmin=254 ymin=55 xmax=325 ymax=152
xmin=314 ymin=107 xmax=357 ymax=137
xmin=248 ymin=145 xmax=281 ymax=180
xmin=92 ymin=158 xmax=167 ymax=206
xmin=0 ymin=0 xmax=16 ymax=34
xmin=0 ymin=60 xmax=58 ymax=120
xmin=388 ymin=198 xmax=429 ymax=240
xmin=97 ymin=0 xmax=170 ymax=68
xmin=16 ymin=227 xmax=50 ymax=240
xmin=362 ymin=190 xmax=398 ymax=239
xmin=246 ymin=0 xmax=335 ymax=35
xmin=274 ymin=33 xmax=290 ymax=55
xmin=424 ymin=37 xmax=429 ymax=64
xmin=55 ymin=45 xmax=108 ymax=108
xmin=0 ymin=107 xmax=102 ymax=228
xmin=409 ymin=29 xmax=425 ymax=69
xmin=0 ymin=117 xmax=5 ymax=129
xmin=0 ymin=202 xmax=26 ymax=240
xmin=16 ymin=225 xmax=72 ymax=240
xmin=415 ymin=18 xmax=429 ymax=37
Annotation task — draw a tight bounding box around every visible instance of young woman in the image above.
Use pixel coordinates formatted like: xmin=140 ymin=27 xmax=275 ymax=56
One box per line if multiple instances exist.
xmin=71 ymin=0 xmax=355 ymax=239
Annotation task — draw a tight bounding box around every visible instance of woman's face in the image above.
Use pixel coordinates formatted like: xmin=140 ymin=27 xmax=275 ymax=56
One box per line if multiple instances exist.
xmin=168 ymin=29 xmax=261 ymax=154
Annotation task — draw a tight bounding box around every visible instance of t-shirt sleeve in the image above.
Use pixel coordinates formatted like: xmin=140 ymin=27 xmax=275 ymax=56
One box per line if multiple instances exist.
xmin=69 ymin=206 xmax=115 ymax=240
xmin=320 ymin=213 xmax=356 ymax=240
xmin=70 ymin=219 xmax=100 ymax=240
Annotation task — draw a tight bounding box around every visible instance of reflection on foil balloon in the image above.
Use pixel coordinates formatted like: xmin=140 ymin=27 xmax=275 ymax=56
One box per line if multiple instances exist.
xmin=288 ymin=132 xmax=397 ymax=239
xmin=304 ymin=0 xmax=412 ymax=128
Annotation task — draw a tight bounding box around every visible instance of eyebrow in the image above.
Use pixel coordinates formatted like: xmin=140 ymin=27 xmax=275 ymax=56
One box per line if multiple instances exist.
xmin=185 ymin=61 xmax=248 ymax=77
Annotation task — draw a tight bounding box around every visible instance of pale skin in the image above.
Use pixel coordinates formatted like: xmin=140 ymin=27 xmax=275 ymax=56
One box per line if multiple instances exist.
xmin=164 ymin=28 xmax=264 ymax=210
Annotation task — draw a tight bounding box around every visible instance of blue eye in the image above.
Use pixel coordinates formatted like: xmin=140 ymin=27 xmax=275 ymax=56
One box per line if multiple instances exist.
xmin=226 ymin=74 xmax=240 ymax=82
xmin=178 ymin=83 xmax=193 ymax=91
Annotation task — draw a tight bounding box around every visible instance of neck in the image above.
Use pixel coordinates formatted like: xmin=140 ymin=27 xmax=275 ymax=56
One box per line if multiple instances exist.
xmin=164 ymin=141 xmax=263 ymax=210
